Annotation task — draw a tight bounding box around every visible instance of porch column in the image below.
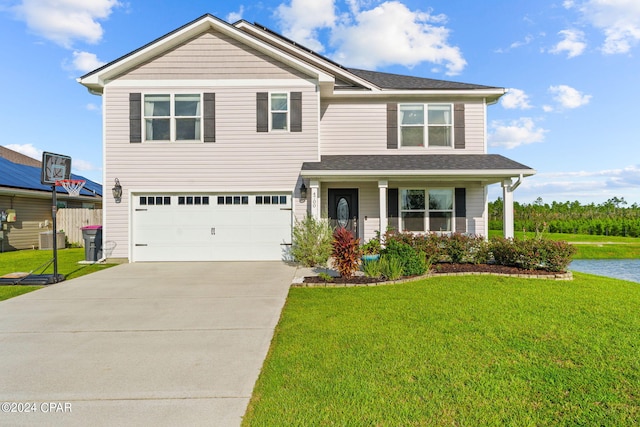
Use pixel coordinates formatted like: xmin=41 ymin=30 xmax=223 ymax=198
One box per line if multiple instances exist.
xmin=378 ymin=180 xmax=388 ymax=236
xmin=310 ymin=180 xmax=320 ymax=220
xmin=502 ymin=178 xmax=514 ymax=239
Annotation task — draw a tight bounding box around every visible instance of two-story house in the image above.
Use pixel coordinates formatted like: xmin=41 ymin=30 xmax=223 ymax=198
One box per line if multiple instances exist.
xmin=78 ymin=14 xmax=534 ymax=263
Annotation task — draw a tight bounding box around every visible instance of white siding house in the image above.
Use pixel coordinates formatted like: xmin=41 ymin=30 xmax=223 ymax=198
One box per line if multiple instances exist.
xmin=79 ymin=14 xmax=535 ymax=263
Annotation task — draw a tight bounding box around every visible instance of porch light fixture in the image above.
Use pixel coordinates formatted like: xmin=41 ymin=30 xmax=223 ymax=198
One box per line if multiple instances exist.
xmin=112 ymin=178 xmax=122 ymax=203
xmin=299 ymin=182 xmax=307 ymax=201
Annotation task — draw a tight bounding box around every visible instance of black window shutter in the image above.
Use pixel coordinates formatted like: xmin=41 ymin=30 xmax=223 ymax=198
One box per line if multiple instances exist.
xmin=256 ymin=92 xmax=268 ymax=132
xmin=387 ymin=188 xmax=399 ymax=231
xmin=455 ymin=188 xmax=467 ymax=233
xmin=454 ymin=103 xmax=465 ymax=149
xmin=387 ymin=103 xmax=398 ymax=149
xmin=203 ymin=93 xmax=216 ymax=142
xmin=290 ymin=92 xmax=302 ymax=132
xmin=129 ymin=93 xmax=142 ymax=143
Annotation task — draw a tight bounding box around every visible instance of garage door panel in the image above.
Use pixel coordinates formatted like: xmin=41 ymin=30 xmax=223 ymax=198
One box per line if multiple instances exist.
xmin=132 ymin=193 xmax=291 ymax=262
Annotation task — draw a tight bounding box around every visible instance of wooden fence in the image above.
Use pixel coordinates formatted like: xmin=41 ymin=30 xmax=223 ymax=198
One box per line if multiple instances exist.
xmin=57 ymin=208 xmax=103 ymax=246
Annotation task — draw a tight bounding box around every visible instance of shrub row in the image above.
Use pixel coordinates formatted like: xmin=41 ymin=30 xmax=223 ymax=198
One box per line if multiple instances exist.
xmin=383 ymin=231 xmax=576 ymax=272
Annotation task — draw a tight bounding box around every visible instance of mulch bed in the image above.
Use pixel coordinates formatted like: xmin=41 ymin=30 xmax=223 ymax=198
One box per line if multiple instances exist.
xmin=303 ymin=263 xmax=566 ymax=285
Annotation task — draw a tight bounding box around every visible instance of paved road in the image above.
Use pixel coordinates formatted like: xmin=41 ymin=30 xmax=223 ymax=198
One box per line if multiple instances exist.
xmin=0 ymin=262 xmax=295 ymax=426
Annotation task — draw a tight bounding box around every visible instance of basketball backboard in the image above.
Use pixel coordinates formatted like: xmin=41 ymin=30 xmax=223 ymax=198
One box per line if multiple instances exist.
xmin=41 ymin=152 xmax=71 ymax=185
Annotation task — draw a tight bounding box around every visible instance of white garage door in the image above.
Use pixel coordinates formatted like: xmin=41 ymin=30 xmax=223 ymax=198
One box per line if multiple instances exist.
xmin=132 ymin=194 xmax=292 ymax=262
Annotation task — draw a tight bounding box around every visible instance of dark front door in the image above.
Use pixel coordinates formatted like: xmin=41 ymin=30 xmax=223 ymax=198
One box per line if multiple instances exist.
xmin=328 ymin=188 xmax=358 ymax=236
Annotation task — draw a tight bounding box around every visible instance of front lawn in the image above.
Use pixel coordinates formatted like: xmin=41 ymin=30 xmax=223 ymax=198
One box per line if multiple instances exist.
xmin=244 ymin=273 xmax=640 ymax=426
xmin=0 ymin=248 xmax=116 ymax=300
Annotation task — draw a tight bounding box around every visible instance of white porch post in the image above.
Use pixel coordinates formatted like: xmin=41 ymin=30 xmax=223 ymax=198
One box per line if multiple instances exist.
xmin=310 ymin=180 xmax=320 ymax=220
xmin=502 ymin=178 xmax=514 ymax=239
xmin=378 ymin=180 xmax=388 ymax=236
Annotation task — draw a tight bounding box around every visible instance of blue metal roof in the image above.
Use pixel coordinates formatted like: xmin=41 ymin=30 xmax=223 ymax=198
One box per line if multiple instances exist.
xmin=0 ymin=157 xmax=102 ymax=197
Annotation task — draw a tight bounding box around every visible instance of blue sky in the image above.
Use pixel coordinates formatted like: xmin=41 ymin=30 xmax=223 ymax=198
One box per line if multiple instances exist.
xmin=1 ymin=0 xmax=639 ymax=205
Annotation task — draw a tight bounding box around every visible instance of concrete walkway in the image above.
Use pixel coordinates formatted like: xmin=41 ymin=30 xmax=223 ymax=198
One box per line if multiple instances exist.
xmin=0 ymin=262 xmax=296 ymax=426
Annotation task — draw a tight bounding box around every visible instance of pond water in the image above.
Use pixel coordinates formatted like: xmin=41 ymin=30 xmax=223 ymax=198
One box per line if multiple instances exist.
xmin=569 ymin=259 xmax=640 ymax=283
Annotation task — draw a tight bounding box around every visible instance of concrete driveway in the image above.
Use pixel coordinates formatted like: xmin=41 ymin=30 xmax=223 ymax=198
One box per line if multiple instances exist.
xmin=0 ymin=262 xmax=296 ymax=426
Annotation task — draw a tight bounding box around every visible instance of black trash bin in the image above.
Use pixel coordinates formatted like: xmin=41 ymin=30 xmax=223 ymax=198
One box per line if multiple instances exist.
xmin=81 ymin=226 xmax=103 ymax=262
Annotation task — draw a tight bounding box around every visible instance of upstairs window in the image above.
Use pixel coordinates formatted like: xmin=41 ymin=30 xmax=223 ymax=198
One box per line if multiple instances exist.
xmin=399 ymin=104 xmax=453 ymax=148
xmin=270 ymin=93 xmax=288 ymax=131
xmin=144 ymin=94 xmax=201 ymax=142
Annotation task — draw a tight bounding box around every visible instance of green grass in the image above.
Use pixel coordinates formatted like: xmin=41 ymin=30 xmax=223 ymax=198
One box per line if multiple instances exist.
xmin=0 ymin=248 xmax=116 ymax=300
xmin=488 ymin=230 xmax=640 ymax=259
xmin=244 ymin=273 xmax=640 ymax=426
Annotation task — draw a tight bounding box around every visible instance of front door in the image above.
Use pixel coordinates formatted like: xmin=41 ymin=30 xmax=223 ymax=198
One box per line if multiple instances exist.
xmin=328 ymin=188 xmax=358 ymax=236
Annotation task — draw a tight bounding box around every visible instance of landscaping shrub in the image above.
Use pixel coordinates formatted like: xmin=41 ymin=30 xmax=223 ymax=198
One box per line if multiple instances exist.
xmin=539 ymin=239 xmax=577 ymax=272
xmin=385 ymin=230 xmax=441 ymax=263
xmin=409 ymin=232 xmax=442 ymax=263
xmin=291 ymin=215 xmax=333 ymax=267
xmin=488 ymin=237 xmax=576 ymax=272
xmin=362 ymin=258 xmax=382 ymax=279
xmin=382 ymin=240 xmax=427 ymax=276
xmin=441 ymin=232 xmax=468 ymax=263
xmin=332 ymin=228 xmax=361 ymax=278
xmin=489 ymin=237 xmax=520 ymax=267
xmin=360 ymin=237 xmax=381 ymax=255
xmin=379 ymin=255 xmax=403 ymax=280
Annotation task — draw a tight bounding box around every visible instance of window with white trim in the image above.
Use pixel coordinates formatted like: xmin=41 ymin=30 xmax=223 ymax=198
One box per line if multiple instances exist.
xmin=400 ymin=188 xmax=454 ymax=232
xmin=270 ymin=93 xmax=288 ymax=131
xmin=399 ymin=104 xmax=453 ymax=148
xmin=144 ymin=94 xmax=201 ymax=142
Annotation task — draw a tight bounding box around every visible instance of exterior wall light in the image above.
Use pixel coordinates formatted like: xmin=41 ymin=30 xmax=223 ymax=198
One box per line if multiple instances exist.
xmin=299 ymin=182 xmax=307 ymax=201
xmin=112 ymin=178 xmax=122 ymax=203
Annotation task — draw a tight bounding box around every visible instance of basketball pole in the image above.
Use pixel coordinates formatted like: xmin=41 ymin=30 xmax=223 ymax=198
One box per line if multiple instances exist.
xmin=51 ymin=183 xmax=58 ymax=282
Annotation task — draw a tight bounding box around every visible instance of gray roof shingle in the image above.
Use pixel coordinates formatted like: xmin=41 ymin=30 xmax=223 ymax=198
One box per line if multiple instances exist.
xmin=346 ymin=69 xmax=501 ymax=90
xmin=302 ymin=154 xmax=534 ymax=172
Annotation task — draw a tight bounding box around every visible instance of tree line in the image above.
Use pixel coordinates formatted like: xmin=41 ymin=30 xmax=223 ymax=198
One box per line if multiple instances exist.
xmin=489 ymin=197 xmax=640 ymax=237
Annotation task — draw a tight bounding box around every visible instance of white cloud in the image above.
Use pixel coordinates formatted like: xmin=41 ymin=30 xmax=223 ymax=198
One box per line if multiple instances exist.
xmin=4 ymin=143 xmax=42 ymax=160
xmin=71 ymin=50 xmax=105 ymax=73
xmin=542 ymin=105 xmax=554 ymax=112
xmin=12 ymin=0 xmax=120 ymax=48
xmin=501 ymin=88 xmax=532 ymax=110
xmin=276 ymin=0 xmax=336 ymax=52
xmin=275 ymin=0 xmax=466 ymax=75
xmin=548 ymin=85 xmax=592 ymax=109
xmin=86 ymin=103 xmax=100 ymax=111
xmin=488 ymin=118 xmax=547 ymax=149
xmin=550 ymin=29 xmax=587 ymax=57
xmin=576 ymin=0 xmax=640 ymax=54
xmin=72 ymin=159 xmax=98 ymax=172
xmin=226 ymin=6 xmax=244 ymax=23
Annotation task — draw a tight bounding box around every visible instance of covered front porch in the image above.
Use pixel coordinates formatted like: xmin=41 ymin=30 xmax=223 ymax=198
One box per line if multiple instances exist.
xmin=300 ymin=155 xmax=536 ymax=241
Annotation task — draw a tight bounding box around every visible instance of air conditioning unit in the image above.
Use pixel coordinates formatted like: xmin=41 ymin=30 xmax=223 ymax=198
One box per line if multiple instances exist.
xmin=39 ymin=232 xmax=66 ymax=250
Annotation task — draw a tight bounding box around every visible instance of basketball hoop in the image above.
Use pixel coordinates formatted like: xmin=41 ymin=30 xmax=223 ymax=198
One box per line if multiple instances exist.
xmin=55 ymin=179 xmax=86 ymax=197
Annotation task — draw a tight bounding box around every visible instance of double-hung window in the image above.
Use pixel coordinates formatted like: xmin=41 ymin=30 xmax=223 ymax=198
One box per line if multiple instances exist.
xmin=400 ymin=188 xmax=454 ymax=232
xmin=270 ymin=93 xmax=288 ymax=131
xmin=399 ymin=104 xmax=453 ymax=147
xmin=144 ymin=94 xmax=201 ymax=142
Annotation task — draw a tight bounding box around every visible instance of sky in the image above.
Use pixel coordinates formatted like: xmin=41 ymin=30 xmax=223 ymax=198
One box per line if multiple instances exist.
xmin=1 ymin=0 xmax=639 ymax=205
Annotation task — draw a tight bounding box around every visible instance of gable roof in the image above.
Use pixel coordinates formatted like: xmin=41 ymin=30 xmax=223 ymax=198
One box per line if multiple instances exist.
xmin=78 ymin=14 xmax=505 ymax=101
xmin=0 ymin=157 xmax=102 ymax=198
xmin=78 ymin=13 xmax=335 ymax=94
xmin=0 ymin=146 xmax=41 ymax=167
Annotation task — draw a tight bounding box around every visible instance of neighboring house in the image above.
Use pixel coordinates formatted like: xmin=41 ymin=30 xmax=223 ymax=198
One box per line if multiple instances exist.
xmin=78 ymin=14 xmax=534 ymax=263
xmin=0 ymin=147 xmax=103 ymax=251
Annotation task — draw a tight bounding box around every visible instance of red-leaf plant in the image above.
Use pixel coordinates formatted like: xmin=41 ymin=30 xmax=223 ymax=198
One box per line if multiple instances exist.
xmin=331 ymin=227 xmax=362 ymax=279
